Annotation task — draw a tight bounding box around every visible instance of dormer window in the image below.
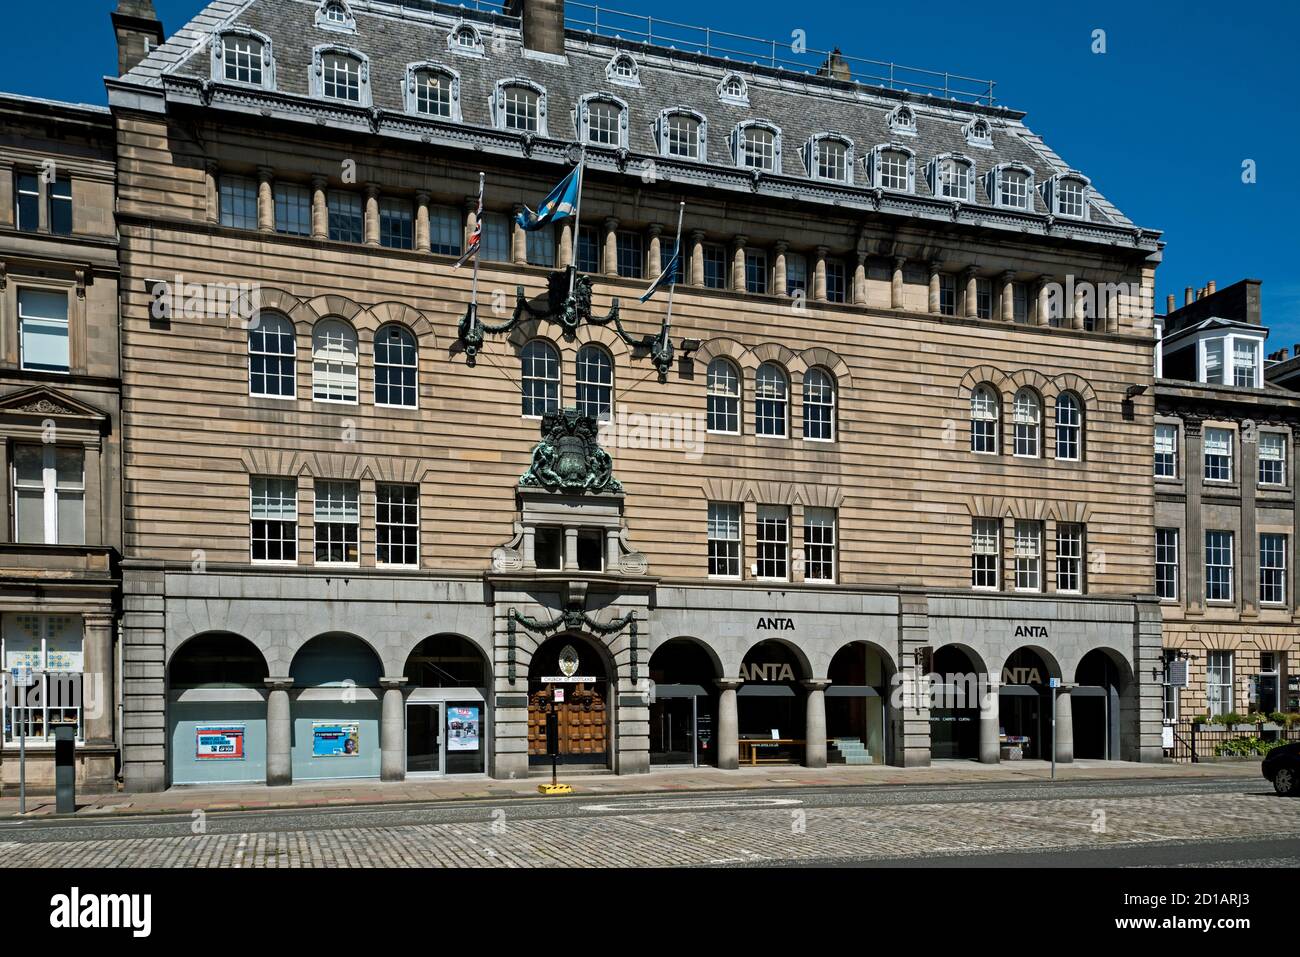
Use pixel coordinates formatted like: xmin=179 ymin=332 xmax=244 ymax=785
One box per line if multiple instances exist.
xmin=1233 ymin=338 xmax=1260 ymax=388
xmin=964 ymin=117 xmax=993 ymax=148
xmin=448 ymin=22 xmax=484 ymax=57
xmin=869 ymin=145 xmax=915 ymax=192
xmin=657 ymin=109 xmax=707 ymax=161
xmin=493 ymin=79 xmax=546 ymax=134
xmin=404 ymin=63 xmax=461 ymax=121
xmin=733 ymin=121 xmax=781 ymax=173
xmin=805 ymin=134 xmax=853 ymax=184
xmin=606 ymin=53 xmax=639 ymax=87
xmin=212 ymin=29 xmax=275 ymax=89
xmin=932 ymin=153 xmax=974 ymax=201
xmin=990 ymin=163 xmax=1034 ymax=210
xmin=887 ymin=104 xmax=916 ymax=135
xmin=1044 ymin=172 xmax=1090 ymax=220
xmin=577 ymin=93 xmax=628 ymax=148
xmin=315 ymin=0 xmax=356 ymax=32
xmin=717 ymin=72 xmax=748 ymax=106
xmin=312 ymin=46 xmax=370 ymax=105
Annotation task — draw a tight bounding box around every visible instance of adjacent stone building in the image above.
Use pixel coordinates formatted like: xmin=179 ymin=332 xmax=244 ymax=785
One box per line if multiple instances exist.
xmin=101 ymin=0 xmax=1167 ymax=791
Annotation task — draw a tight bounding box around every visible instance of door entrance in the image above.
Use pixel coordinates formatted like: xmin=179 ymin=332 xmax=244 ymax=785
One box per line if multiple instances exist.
xmin=406 ymin=702 xmax=441 ymax=774
xmin=650 ymin=688 xmax=713 ymax=766
xmin=528 ymin=684 xmax=608 ymax=764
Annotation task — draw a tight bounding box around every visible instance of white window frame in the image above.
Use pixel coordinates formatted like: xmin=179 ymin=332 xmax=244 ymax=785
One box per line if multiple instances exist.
xmin=1055 ymin=523 xmax=1084 ymax=594
xmin=802 ymin=367 xmax=835 ymax=442
xmin=1204 ymin=529 xmax=1234 ymax=603
xmin=374 ymin=323 xmax=418 ymax=409
xmin=886 ymin=104 xmax=917 ymax=136
xmin=1206 ymin=650 xmax=1234 ymax=717
xmin=1014 ymin=520 xmax=1042 ymax=593
xmin=1054 ymin=392 xmax=1082 ymax=461
xmin=803 ymin=507 xmax=837 ymax=583
xmin=1044 ymin=172 xmax=1090 ymax=220
xmin=576 ymin=92 xmax=629 ymax=148
xmin=656 ymin=108 xmax=708 ymax=161
xmin=989 ymin=163 xmax=1035 ymax=211
xmin=521 ymin=339 xmax=560 ymax=418
xmin=931 ymin=153 xmax=974 ymax=202
xmin=716 ymin=72 xmax=749 ymax=106
xmin=804 ymin=133 xmax=854 ymax=185
xmin=755 ymin=505 xmax=790 ymax=581
xmin=1203 ymin=427 xmax=1233 ymax=483
xmin=1231 ymin=336 xmax=1261 ymax=388
xmin=313 ymin=479 xmax=360 ymax=566
xmin=971 ymin=518 xmax=1000 ymax=590
xmin=17 ymin=288 xmax=70 ymax=374
xmin=311 ymin=45 xmax=371 ymax=106
xmin=211 ymin=28 xmax=276 ymax=89
xmin=1259 ymin=532 xmax=1287 ymax=605
xmin=1012 ymin=388 xmax=1041 ymax=458
xmin=575 ymin=344 xmax=613 ymax=422
xmin=13 ymin=443 xmax=84 ymax=545
xmin=868 ymin=144 xmax=916 ymax=193
xmin=492 ymin=78 xmax=547 ymax=135
xmin=707 ymin=502 xmax=742 ymax=579
xmin=1154 ymin=423 xmax=1178 ymax=479
xmin=248 ymin=312 xmax=297 ymax=400
xmin=1155 ymin=528 xmax=1179 ymax=601
xmin=315 ymin=0 xmax=357 ymax=33
xmin=963 ymin=116 xmax=993 ymax=148
xmin=2 ymin=613 xmax=85 ymax=747
xmin=311 ymin=318 xmax=359 ymax=404
xmin=376 ymin=482 xmax=420 ymax=568
xmin=250 ymin=476 xmax=298 ymax=564
xmin=447 ymin=21 xmax=484 ymax=58
xmin=1259 ymin=431 xmax=1286 ymax=486
xmin=733 ymin=120 xmax=781 ymax=173
xmin=706 ymin=358 xmax=741 ymax=435
xmin=970 ymin=385 xmax=999 ymax=455
xmin=754 ymin=362 xmax=788 ymax=437
xmin=403 ymin=62 xmax=462 ymax=121
xmin=605 ymin=52 xmax=640 ymax=87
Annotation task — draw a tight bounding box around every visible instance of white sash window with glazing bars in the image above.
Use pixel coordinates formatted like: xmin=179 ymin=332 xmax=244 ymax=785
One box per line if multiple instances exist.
xmin=314 ymin=480 xmax=359 ymax=564
xmin=1203 ymin=427 xmax=1232 ymax=482
xmin=1014 ymin=521 xmax=1041 ymax=592
xmin=971 ymin=518 xmax=1000 ymax=589
xmin=1259 ymin=432 xmax=1286 ymax=485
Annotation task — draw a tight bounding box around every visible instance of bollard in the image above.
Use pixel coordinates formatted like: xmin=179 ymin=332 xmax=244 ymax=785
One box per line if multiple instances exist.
xmin=54 ymin=724 xmax=76 ymax=814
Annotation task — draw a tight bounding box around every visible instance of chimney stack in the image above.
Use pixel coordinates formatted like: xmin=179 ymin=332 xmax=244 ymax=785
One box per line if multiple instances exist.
xmin=1184 ymin=286 xmax=1193 ymax=306
xmin=1207 ymin=279 xmax=1216 ymax=295
xmin=1165 ymin=294 xmax=1175 ymax=314
xmin=818 ymin=48 xmax=853 ymax=82
xmin=507 ymin=0 xmax=566 ymax=57
xmin=112 ymin=0 xmax=164 ymax=76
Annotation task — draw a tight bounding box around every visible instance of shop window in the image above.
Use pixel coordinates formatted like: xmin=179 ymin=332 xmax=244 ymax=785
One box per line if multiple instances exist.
xmin=2 ymin=613 xmax=84 ymax=743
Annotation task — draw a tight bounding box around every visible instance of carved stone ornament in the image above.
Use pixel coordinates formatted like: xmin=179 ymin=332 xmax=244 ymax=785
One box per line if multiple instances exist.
xmin=18 ymin=398 xmax=79 ymax=416
xmin=520 ymin=408 xmax=622 ymax=494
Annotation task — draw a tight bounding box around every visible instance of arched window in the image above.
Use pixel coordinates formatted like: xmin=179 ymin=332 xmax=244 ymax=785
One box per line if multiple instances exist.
xmin=990 ymin=163 xmax=1034 ymax=211
xmin=374 ymin=324 xmax=417 ymax=408
xmin=755 ymin=362 xmax=788 ymax=437
xmin=249 ymin=313 xmax=295 ymax=398
xmin=806 ymin=134 xmax=853 ymax=184
xmin=606 ymin=53 xmax=639 ymax=87
xmin=448 ymin=22 xmax=483 ymax=57
xmin=887 ymin=104 xmax=917 ymax=135
xmin=1013 ymin=388 xmax=1041 ymax=457
xmin=312 ymin=319 xmax=358 ymax=403
xmin=803 ymin=368 xmax=835 ymax=441
xmin=313 ymin=47 xmax=368 ymax=104
xmin=578 ymin=94 xmax=627 ymax=148
xmin=871 ymin=145 xmax=914 ymax=192
xmin=933 ymin=154 xmax=973 ymax=202
xmin=964 ymin=117 xmax=992 ymax=148
xmin=494 ymin=80 xmax=546 ymax=134
xmin=706 ymin=358 xmax=740 ymax=434
xmin=717 ymin=72 xmax=748 ymax=105
xmin=1055 ymin=392 xmax=1082 ymax=460
xmin=657 ymin=109 xmax=706 ymax=160
xmin=406 ymin=64 xmax=460 ymax=120
xmin=316 ymin=0 xmax=356 ymax=31
xmin=213 ymin=30 xmax=274 ymax=88
xmin=970 ymin=385 xmax=999 ymax=454
xmin=521 ymin=340 xmax=560 ymax=417
xmin=575 ymin=345 xmax=613 ymax=421
xmin=1047 ymin=173 xmax=1090 ymax=220
xmin=734 ymin=121 xmax=780 ymax=172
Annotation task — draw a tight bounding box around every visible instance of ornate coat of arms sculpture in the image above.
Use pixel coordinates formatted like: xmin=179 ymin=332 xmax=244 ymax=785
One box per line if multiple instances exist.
xmin=520 ymin=409 xmax=622 ymax=494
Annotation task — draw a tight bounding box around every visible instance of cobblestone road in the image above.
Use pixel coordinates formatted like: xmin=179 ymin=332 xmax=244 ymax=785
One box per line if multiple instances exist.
xmin=2 ymin=780 xmax=1298 ymax=867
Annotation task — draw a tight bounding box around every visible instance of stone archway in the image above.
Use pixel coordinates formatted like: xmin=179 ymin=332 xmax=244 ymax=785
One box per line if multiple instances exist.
xmin=826 ymin=640 xmax=896 ymax=766
xmin=735 ymin=639 xmax=812 ymax=767
xmin=526 ymin=632 xmax=615 ymax=769
xmin=1074 ymin=648 xmax=1137 ymax=761
xmin=648 ymin=637 xmax=722 ymax=766
xmin=999 ymin=646 xmax=1063 ymax=762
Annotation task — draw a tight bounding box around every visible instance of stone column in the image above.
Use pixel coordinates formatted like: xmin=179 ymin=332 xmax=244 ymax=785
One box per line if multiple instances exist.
xmin=1184 ymin=421 xmax=1205 ymax=613
xmin=603 ymin=217 xmax=620 ymax=277
xmin=380 ymin=677 xmax=408 ymax=782
xmin=558 ymin=222 xmax=573 ymax=269
xmin=265 ymin=677 xmax=294 ymax=786
xmin=1000 ymin=271 xmax=1016 ymax=322
xmin=689 ymin=229 xmax=705 ymax=287
xmin=414 ymin=191 xmax=431 ymax=253
xmin=964 ymin=266 xmax=979 ymax=318
xmin=804 ymin=680 xmax=829 ymax=768
xmin=927 ymin=261 xmax=941 ymax=314
xmin=511 ymin=205 xmax=528 ymax=265
xmin=716 ymin=679 xmax=741 ymax=770
xmin=772 ymin=241 xmax=789 ymax=298
xmin=310 ymin=175 xmax=329 ymax=240
xmin=1054 ymin=689 xmax=1074 ymax=763
xmin=1072 ymin=279 xmax=1087 ymax=331
xmin=363 ymin=184 xmax=381 ymax=246
xmin=204 ymin=161 xmax=220 ymax=225
xmin=522 ymin=525 xmax=536 ymax=569
xmin=853 ymin=252 xmax=868 ymax=306
xmin=464 ymin=195 xmax=479 ymax=252
xmin=647 ymin=223 xmax=663 ymax=279
xmin=979 ymin=676 xmax=1000 ymax=764
xmin=890 ymin=256 xmax=905 ymax=309
xmin=564 ymin=526 xmax=579 ymax=571
xmin=605 ymin=528 xmax=620 ymax=571
xmin=814 ymin=247 xmax=829 ymax=303
xmin=81 ymin=613 xmax=115 ymax=747
xmin=256 ymin=166 xmax=275 ymax=233
xmin=1242 ymin=431 xmax=1259 ymax=617
xmin=1037 ymin=275 xmax=1053 ymax=326
xmin=732 ymin=236 xmax=748 ymax=292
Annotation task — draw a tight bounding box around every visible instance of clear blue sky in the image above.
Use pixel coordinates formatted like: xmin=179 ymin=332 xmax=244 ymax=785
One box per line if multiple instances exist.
xmin=4 ymin=1 xmax=1297 ymax=344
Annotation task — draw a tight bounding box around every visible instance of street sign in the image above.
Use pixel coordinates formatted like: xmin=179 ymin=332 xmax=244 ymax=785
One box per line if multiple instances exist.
xmin=553 ymin=688 xmax=565 ymax=704
xmin=1049 ymin=677 xmax=1061 ymax=688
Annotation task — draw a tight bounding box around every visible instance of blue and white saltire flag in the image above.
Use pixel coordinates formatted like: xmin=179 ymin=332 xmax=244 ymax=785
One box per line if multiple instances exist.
xmin=515 ymin=167 xmax=580 ymax=232
xmin=639 ymin=242 xmax=681 ymax=303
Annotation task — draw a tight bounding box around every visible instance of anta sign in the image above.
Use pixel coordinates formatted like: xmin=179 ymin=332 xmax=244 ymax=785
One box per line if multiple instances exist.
xmin=740 ymin=662 xmax=796 ymax=682
xmin=756 ymin=617 xmax=795 ymax=630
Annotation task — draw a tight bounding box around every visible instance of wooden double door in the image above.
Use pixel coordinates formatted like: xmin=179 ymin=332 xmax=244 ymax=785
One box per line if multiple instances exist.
xmin=528 ymin=683 xmax=608 ymax=759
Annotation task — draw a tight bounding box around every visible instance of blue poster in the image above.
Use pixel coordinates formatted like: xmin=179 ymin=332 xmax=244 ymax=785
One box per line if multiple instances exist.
xmin=312 ymin=722 xmax=360 ymax=757
xmin=446 ymin=706 xmax=480 ymax=752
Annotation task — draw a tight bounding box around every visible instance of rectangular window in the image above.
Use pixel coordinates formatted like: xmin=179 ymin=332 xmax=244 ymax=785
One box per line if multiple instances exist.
xmin=1204 ymin=338 xmax=1224 ymax=384
xmin=939 ymin=274 xmax=957 ymax=316
xmin=1154 ymin=423 xmax=1178 ymax=479
xmin=274 ymin=182 xmax=312 ymax=237
xmin=815 ymin=139 xmax=847 ymax=182
xmin=13 ymin=444 xmax=84 ymax=545
xmin=48 ymin=176 xmax=72 ymax=235
xmin=585 ymin=101 xmax=621 ymax=145
xmin=1205 ymin=530 xmax=1234 ymax=603
xmin=15 ymin=172 xmax=40 ymax=232
xmin=501 ymin=86 xmax=539 ymax=132
xmin=526 ymin=226 xmax=556 ymax=267
xmin=975 ymin=278 xmax=992 ymax=320
xmin=785 ymin=253 xmax=807 ymax=297
xmin=377 ymin=483 xmax=419 ymax=567
xmin=481 ymin=212 xmax=510 ymax=263
xmin=2 ymin=613 xmax=85 ymax=744
xmin=223 ymin=35 xmax=263 ymax=84
xmin=707 ymin=502 xmax=742 ymax=578
xmin=1203 ymin=427 xmax=1233 ymax=482
xmin=615 ymin=231 xmax=643 ymax=279
xmin=18 ymin=289 xmax=70 ymax=373
xmin=1259 ymin=432 xmax=1286 ymax=486
xmin=1260 ymin=533 xmax=1286 ymax=605
xmin=804 ymin=508 xmax=836 ymax=583
xmin=379 ymin=198 xmax=414 ymax=250
xmin=1232 ymin=339 xmax=1258 ymax=388
xmin=1155 ymin=528 xmax=1179 ymax=600
xmin=660 ymin=241 xmax=685 ymax=285
xmin=1014 ymin=520 xmax=1042 ymax=592
xmin=972 ymin=518 xmax=1000 ymax=590
xmin=327 ymin=190 xmax=364 ymax=243
xmin=1206 ymin=650 xmax=1234 ymax=717
xmin=937 ymin=158 xmax=969 ymax=201
xmin=1056 ymin=523 xmax=1084 ymax=594
xmin=429 ymin=206 xmax=462 ymax=257
xmin=322 ymin=54 xmax=360 ymax=102
xmin=576 ymin=225 xmax=600 ymax=273
xmin=1162 ymin=649 xmax=1180 ymax=724
xmin=755 ymin=505 xmax=789 ymax=580
xmin=825 ymin=259 xmax=847 ymax=304
xmin=1254 ymin=652 xmax=1281 ymax=714
xmin=1012 ymin=282 xmax=1029 ymax=323
xmin=878 ymin=150 xmax=909 ymax=191
xmin=741 ymin=126 xmax=776 ymax=171
xmin=250 ymin=477 xmax=297 ymax=562
xmin=703 ymin=244 xmax=727 ymax=290
xmin=1000 ymin=169 xmax=1030 ymax=209
xmin=314 ymin=480 xmax=359 ymax=564
xmin=745 ymin=248 xmax=768 ymax=295
xmin=220 ymin=175 xmax=258 ymax=230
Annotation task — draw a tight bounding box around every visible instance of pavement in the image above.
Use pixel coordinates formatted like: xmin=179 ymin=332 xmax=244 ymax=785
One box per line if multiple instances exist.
xmin=0 ymin=757 xmax=1267 ymax=819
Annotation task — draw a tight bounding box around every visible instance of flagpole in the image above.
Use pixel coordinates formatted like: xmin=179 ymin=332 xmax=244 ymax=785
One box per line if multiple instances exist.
xmin=568 ymin=146 xmax=586 ymax=299
xmin=662 ymin=201 xmax=685 ymax=346
xmin=471 ymin=171 xmax=484 ymax=312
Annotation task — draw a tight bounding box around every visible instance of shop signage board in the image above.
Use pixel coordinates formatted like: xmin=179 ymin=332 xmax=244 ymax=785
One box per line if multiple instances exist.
xmin=196 ymin=726 xmax=246 ymax=760
xmin=541 ymin=676 xmax=596 ymax=683
xmin=312 ymin=722 xmax=360 ymax=757
xmin=1168 ymin=659 xmax=1189 ymax=688
xmin=447 ymin=706 xmax=480 ymax=752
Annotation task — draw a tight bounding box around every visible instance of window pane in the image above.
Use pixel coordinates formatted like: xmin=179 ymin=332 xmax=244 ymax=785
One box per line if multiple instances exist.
xmin=379 ymin=198 xmax=413 ymax=250
xmin=274 ymin=183 xmax=312 ymax=236
xmin=575 ymin=346 xmax=612 ymax=421
xmin=15 ymin=173 xmax=39 ymax=231
xmin=48 ymin=177 xmax=73 ymax=235
xmin=374 ymin=325 xmax=417 ymax=407
xmin=18 ymin=289 xmax=70 ymax=373
xmin=328 ymin=191 xmax=364 ymax=243
xmin=220 ymin=175 xmax=258 ymax=229
xmin=429 ymin=206 xmax=462 ymax=256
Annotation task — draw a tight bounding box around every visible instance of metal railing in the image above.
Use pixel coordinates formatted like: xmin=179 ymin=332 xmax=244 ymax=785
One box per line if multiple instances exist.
xmin=1166 ymin=720 xmax=1300 ymax=763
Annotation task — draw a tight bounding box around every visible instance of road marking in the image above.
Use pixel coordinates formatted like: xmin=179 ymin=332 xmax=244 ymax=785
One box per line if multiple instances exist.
xmin=579 ymin=797 xmax=802 ymax=813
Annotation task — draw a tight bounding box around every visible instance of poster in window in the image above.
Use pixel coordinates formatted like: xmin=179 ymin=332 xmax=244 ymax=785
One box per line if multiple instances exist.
xmin=196 ymin=725 xmax=246 ymax=760
xmin=312 ymin=722 xmax=360 ymax=757
xmin=446 ymin=706 xmax=480 ymax=752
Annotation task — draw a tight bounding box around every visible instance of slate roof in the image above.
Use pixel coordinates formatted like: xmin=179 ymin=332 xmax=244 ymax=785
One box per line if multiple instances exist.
xmin=117 ymin=0 xmax=1151 ymax=237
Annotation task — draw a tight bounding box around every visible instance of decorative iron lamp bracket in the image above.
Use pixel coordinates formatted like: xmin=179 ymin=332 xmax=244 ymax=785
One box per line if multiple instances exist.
xmin=457 ymin=266 xmax=674 ymax=382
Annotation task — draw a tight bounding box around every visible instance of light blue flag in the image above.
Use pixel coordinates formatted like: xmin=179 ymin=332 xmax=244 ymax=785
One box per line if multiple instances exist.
xmin=640 ymin=244 xmax=681 ymax=303
xmin=515 ymin=167 xmax=579 ymax=231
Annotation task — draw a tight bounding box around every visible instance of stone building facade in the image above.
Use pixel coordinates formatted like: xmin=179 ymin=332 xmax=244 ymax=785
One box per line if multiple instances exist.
xmin=101 ymin=0 xmax=1166 ymax=791
xmin=0 ymin=93 xmax=122 ymax=792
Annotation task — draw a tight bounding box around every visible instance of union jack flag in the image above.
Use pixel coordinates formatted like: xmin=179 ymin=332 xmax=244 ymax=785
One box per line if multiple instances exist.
xmin=455 ymin=177 xmax=483 ymax=269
